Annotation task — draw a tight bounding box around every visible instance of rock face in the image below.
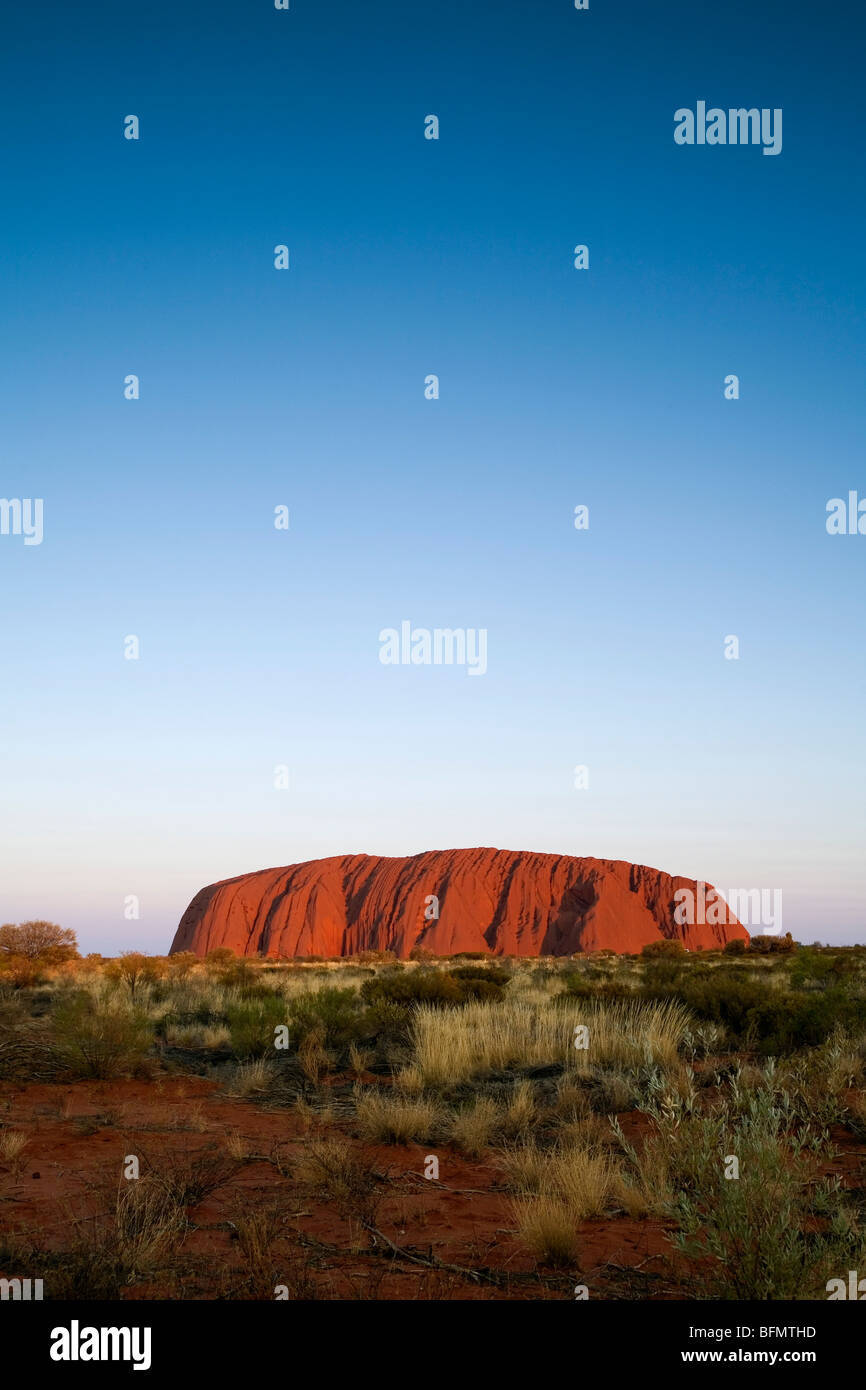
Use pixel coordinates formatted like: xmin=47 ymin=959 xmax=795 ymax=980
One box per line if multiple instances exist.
xmin=170 ymin=848 xmax=749 ymax=958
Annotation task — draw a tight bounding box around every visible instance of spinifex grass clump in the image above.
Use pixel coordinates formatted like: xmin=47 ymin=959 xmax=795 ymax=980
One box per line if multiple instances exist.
xmin=353 ymin=1086 xmax=444 ymax=1144
xmin=406 ymin=997 xmax=690 ymax=1088
xmin=507 ymin=1140 xmax=618 ymax=1266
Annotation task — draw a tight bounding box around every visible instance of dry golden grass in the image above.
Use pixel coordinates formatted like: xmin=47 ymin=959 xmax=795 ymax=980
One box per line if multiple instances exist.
xmin=556 ymin=1110 xmax=616 ymax=1151
xmin=502 ymin=1079 xmax=536 ymax=1138
xmin=0 ymin=1129 xmax=29 ymax=1162
xmin=113 ymin=1178 xmax=186 ymax=1270
xmin=507 ymin=1139 xmax=617 ymax=1265
xmin=449 ymin=1096 xmax=501 ymax=1155
xmin=407 ymin=997 xmax=690 ymax=1087
xmin=348 ymin=1042 xmax=373 ymax=1078
xmin=163 ymin=1021 xmax=231 ymax=1049
xmin=354 ymin=1088 xmax=444 ymax=1144
xmin=224 ymin=1130 xmax=250 ymax=1160
xmin=609 ymin=1171 xmax=656 ymax=1219
xmin=846 ymin=1092 xmax=866 ymax=1139
xmin=298 ymin=1027 xmax=329 ymax=1085
xmin=509 ymin=1194 xmax=579 ymax=1266
xmin=547 ymin=1145 xmax=615 ymax=1216
xmin=224 ymin=1058 xmax=274 ymax=1097
xmin=297 ymin=1137 xmax=381 ymax=1248
xmin=293 ymin=1095 xmax=316 ymax=1131
xmin=497 ymin=1138 xmax=550 ymax=1193
xmin=553 ymin=1075 xmax=591 ymax=1121
xmin=609 ymin=1117 xmax=675 ymax=1214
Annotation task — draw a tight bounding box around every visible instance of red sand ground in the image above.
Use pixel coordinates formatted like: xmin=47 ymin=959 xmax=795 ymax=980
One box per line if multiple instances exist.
xmin=0 ymin=1075 xmax=687 ymax=1300
xmin=3 ymin=1074 xmax=861 ymax=1300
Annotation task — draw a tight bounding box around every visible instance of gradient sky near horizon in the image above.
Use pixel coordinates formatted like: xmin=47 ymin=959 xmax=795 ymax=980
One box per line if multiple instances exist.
xmin=1 ymin=0 xmax=864 ymax=953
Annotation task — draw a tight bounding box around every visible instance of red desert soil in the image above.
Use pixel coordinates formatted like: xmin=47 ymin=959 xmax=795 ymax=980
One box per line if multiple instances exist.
xmin=3 ymin=1077 xmax=863 ymax=1299
xmin=0 ymin=1076 xmax=685 ymax=1301
xmin=170 ymin=848 xmax=749 ymax=959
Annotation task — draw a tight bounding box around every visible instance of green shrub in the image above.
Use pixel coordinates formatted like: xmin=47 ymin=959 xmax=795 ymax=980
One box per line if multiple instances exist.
xmin=449 ymin=963 xmax=512 ymax=987
xmin=641 ymin=939 xmax=686 ymax=959
xmin=360 ymin=966 xmax=510 ymax=1012
xmin=749 ymin=933 xmax=795 ymax=954
xmin=52 ymin=994 xmax=153 ymax=1078
xmin=723 ymin=938 xmax=748 ymax=955
xmin=561 ymin=973 xmax=633 ymax=1001
xmin=669 ymin=1115 xmax=866 ymax=1298
xmin=641 ymin=967 xmax=866 ymax=1054
xmin=789 ymin=949 xmax=860 ymax=988
xmin=360 ymin=997 xmax=411 ymax=1041
xmin=226 ymin=994 xmax=288 ymax=1058
xmin=158 ymin=1003 xmax=227 ymax=1036
xmin=288 ymin=987 xmax=362 ymax=1048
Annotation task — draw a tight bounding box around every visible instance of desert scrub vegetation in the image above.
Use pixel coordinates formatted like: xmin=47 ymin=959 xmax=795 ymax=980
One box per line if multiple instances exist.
xmin=137 ymin=1143 xmax=241 ymax=1209
xmin=449 ymin=1095 xmax=503 ymax=1155
xmin=404 ymin=997 xmax=691 ymax=1088
xmin=4 ymin=940 xmax=866 ymax=1300
xmin=297 ymin=1137 xmax=383 ymax=1248
xmin=225 ymin=994 xmax=288 ymax=1058
xmin=611 ymin=1067 xmax=866 ymax=1297
xmin=223 ymin=1057 xmax=278 ymax=1097
xmin=360 ymin=962 xmax=512 ymax=1010
xmin=0 ymin=1174 xmax=187 ymax=1298
xmin=51 ymin=994 xmax=154 ymax=1079
xmin=354 ymin=1087 xmax=445 ymax=1144
xmin=638 ymin=953 xmax=866 ymax=1054
xmin=507 ymin=1140 xmax=618 ymax=1266
xmin=225 ymin=1198 xmax=317 ymax=1300
xmin=4 ymin=943 xmax=866 ymax=1096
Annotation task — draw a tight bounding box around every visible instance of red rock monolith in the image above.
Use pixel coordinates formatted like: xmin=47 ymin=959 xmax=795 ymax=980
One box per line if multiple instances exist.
xmin=169 ymin=848 xmax=749 ymax=958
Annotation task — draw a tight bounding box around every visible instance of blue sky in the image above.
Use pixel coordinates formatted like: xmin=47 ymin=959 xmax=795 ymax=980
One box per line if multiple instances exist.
xmin=1 ymin=0 xmax=864 ymax=952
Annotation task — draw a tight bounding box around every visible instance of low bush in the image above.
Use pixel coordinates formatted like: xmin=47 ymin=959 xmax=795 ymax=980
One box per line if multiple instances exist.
xmin=360 ymin=965 xmax=510 ymax=1011
xmin=640 ymin=965 xmax=866 ymax=1053
xmin=288 ymin=987 xmax=362 ymax=1048
xmin=641 ymin=940 xmax=686 ymax=959
xmin=51 ymin=994 xmax=153 ymax=1078
xmin=226 ymin=995 xmax=287 ymax=1058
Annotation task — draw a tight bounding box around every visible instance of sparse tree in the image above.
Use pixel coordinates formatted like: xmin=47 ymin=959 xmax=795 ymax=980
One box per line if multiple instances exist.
xmin=106 ymin=951 xmax=165 ymax=1002
xmin=0 ymin=920 xmax=78 ymax=962
xmin=167 ymin=951 xmax=198 ymax=978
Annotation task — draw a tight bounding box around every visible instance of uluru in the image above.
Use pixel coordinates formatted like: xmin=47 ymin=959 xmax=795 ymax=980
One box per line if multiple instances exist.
xmin=169 ymin=848 xmax=749 ymax=958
